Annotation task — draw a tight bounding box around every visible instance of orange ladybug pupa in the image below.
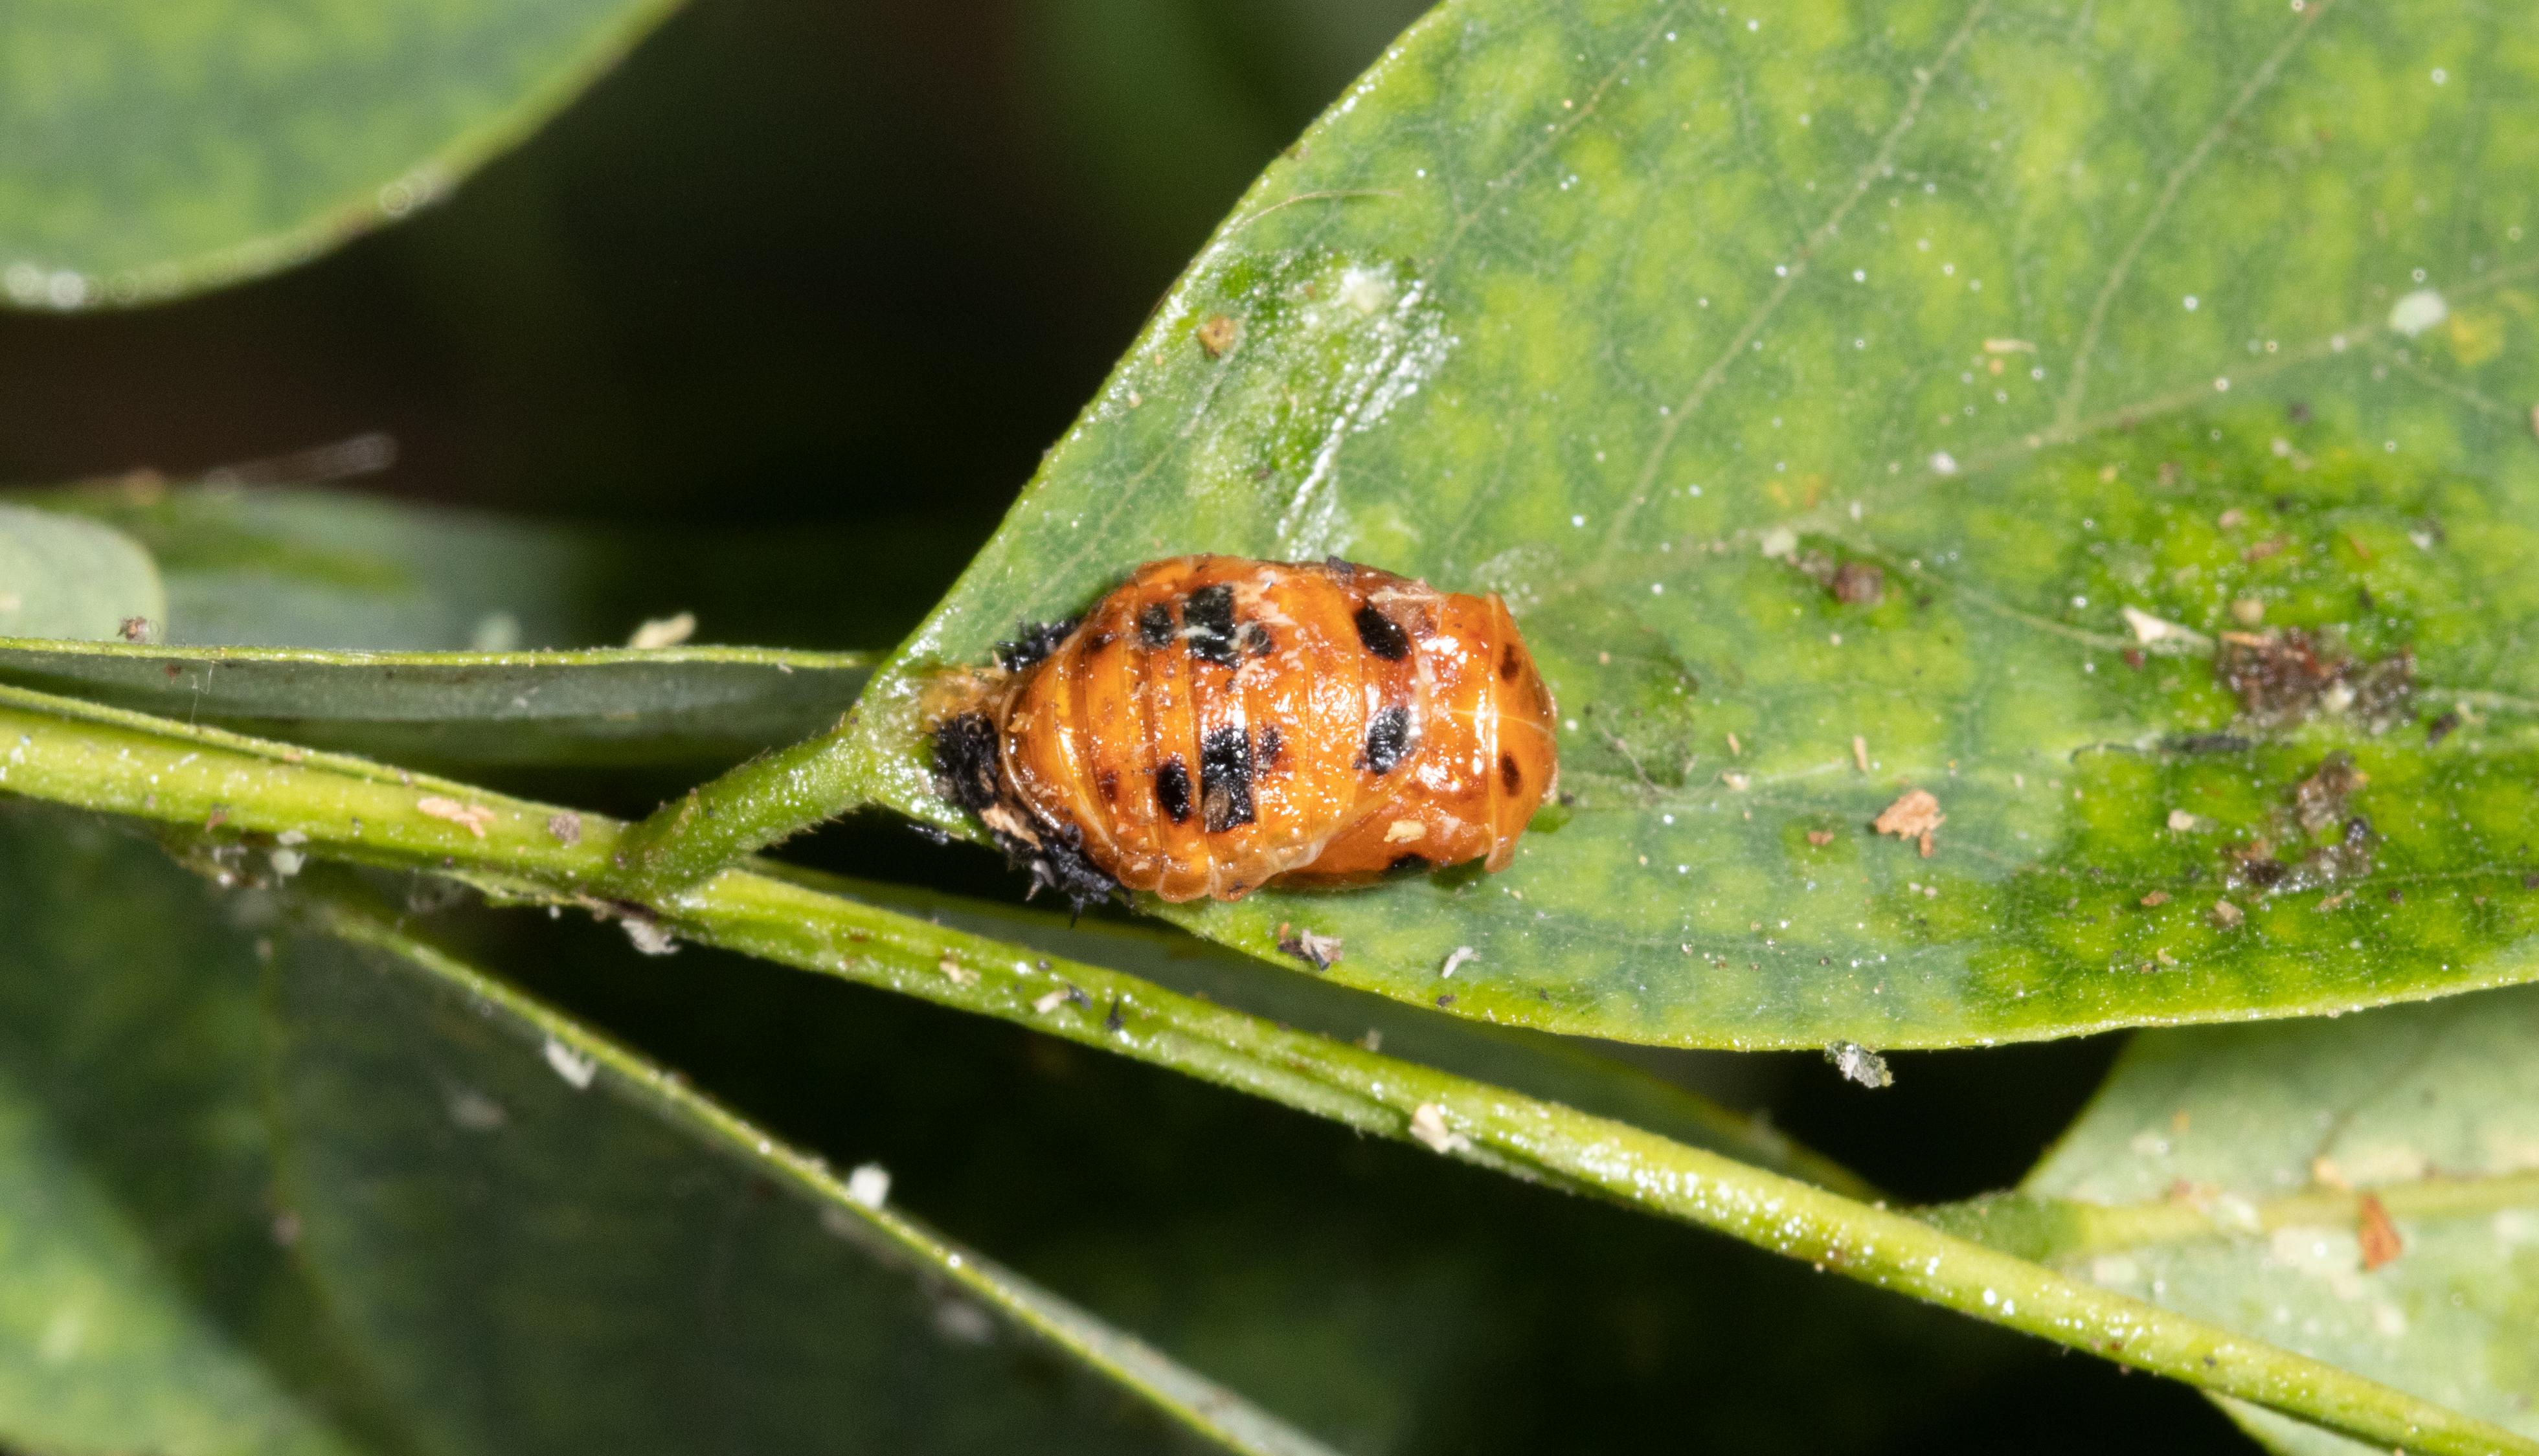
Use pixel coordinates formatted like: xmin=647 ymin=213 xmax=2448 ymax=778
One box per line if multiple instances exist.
xmin=931 ymin=555 xmax=1558 ymax=906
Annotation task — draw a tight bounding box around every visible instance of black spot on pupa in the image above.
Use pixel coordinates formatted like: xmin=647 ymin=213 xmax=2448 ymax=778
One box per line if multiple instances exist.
xmin=1361 ymin=706 xmax=1412 ymax=774
xmin=931 ymin=713 xmax=1002 ymax=814
xmin=1184 ymin=584 xmax=1239 ymax=666
xmin=995 ymin=619 xmax=1078 ymax=673
xmin=1081 ymin=631 xmax=1114 ymax=655
xmin=1154 ymin=757 xmax=1193 ymax=823
xmin=1200 ymin=725 xmax=1257 ymax=832
xmin=1354 ymin=604 xmax=1410 ymax=660
xmin=1236 ymin=620 xmax=1273 ymax=656
xmin=1258 ymin=724 xmax=1285 ymax=770
xmin=1387 ymin=853 xmax=1432 ymax=873
xmin=1137 ymin=602 xmax=1176 ymax=648
xmin=1322 ymin=555 xmax=1359 ymax=581
xmin=1095 ymin=768 xmax=1120 ymax=802
xmin=1500 ymin=752 xmax=1523 ymax=794
xmin=1499 ymin=644 xmax=1522 ymax=680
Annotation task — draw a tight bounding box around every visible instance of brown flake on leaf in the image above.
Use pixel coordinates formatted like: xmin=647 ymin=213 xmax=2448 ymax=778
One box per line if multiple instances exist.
xmin=416 ymin=796 xmax=497 ymax=838
xmin=2356 ymin=1193 xmax=2403 ymax=1270
xmin=1806 ymin=829 xmax=1836 ymax=847
xmin=2210 ymin=899 xmax=2244 ymax=928
xmin=2227 ymin=752 xmax=2380 ymax=894
xmin=2293 ymin=752 xmax=2368 ymax=835
xmin=1872 ymin=790 xmax=1943 ymax=856
xmin=2139 ymin=891 xmax=2171 ymax=907
xmin=1794 ymin=551 xmax=1886 ymax=607
xmin=2215 ymin=629 xmax=2414 ymax=733
xmin=1195 ymin=315 xmax=1239 ymax=358
xmin=1276 ymin=921 xmax=1343 ymax=970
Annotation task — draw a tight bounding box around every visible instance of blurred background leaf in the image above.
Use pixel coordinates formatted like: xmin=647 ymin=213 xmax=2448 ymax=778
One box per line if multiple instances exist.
xmin=0 ymin=803 xmax=398 ymax=1455
xmin=0 ymin=503 xmax=163 ymax=642
xmin=2020 ymin=987 xmax=2539 ymax=1452
xmin=0 ymin=0 xmax=692 ymax=306
xmin=0 ymin=640 xmax=870 ymax=770
xmin=839 ymin=0 xmax=2539 ymax=1054
xmin=272 ymin=895 xmax=1339 ymax=1456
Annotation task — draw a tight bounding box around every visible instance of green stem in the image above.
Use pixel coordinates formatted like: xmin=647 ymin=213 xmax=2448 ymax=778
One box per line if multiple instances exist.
xmin=0 ymin=682 xmax=2525 ymax=1455
xmin=607 ymin=713 xmax=868 ymax=893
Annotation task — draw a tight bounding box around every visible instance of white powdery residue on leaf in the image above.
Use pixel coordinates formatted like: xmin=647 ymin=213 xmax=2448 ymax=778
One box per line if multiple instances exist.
xmin=844 ymin=1162 xmax=892 ymax=1210
xmin=2387 ymin=287 xmax=2448 ymax=337
xmin=1263 ymin=259 xmax=1459 ymax=555
xmin=1823 ymin=1041 xmax=1893 ymax=1088
xmin=620 ymin=915 xmax=678 ymax=956
xmin=2121 ymin=606 xmax=2208 ymax=649
xmin=1407 ymin=1103 xmax=1470 ymax=1154
xmin=542 ymin=1037 xmax=598 ymax=1090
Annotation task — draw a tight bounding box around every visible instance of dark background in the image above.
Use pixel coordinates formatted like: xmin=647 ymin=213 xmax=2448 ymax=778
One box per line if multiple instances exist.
xmin=0 ymin=2 xmax=2254 ymax=1450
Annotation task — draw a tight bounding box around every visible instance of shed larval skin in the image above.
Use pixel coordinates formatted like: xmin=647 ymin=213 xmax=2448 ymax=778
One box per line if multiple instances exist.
xmin=997 ymin=554 xmax=1557 ymax=902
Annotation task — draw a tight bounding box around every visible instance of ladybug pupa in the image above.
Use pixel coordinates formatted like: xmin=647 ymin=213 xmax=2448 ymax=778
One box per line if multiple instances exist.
xmin=930 ymin=554 xmax=1559 ymax=905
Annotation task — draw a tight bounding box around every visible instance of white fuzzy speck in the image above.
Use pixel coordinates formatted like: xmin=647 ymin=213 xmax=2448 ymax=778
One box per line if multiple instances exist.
xmin=542 ymin=1038 xmax=598 ymax=1090
xmin=845 ymin=1163 xmax=892 ymax=1209
xmin=2389 ymin=288 xmax=2448 ymax=337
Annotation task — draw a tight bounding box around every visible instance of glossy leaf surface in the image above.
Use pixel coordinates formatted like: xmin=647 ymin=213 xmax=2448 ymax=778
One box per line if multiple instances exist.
xmin=270 ymin=905 xmax=1330 ymax=1456
xmin=0 ymin=640 xmax=870 ymax=768
xmin=0 ymin=806 xmax=389 ymax=1455
xmin=2021 ymin=988 xmax=2539 ymax=1453
xmin=1 ymin=0 xmax=684 ymax=306
xmin=843 ymin=0 xmax=2539 ymax=1049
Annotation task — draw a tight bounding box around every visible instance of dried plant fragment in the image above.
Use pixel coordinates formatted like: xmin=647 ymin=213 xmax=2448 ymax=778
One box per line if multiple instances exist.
xmin=1872 ymin=789 xmax=1943 ymax=857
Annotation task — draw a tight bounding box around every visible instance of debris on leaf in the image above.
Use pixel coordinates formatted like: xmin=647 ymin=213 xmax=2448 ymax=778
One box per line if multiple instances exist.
xmin=1195 ymin=314 xmax=1239 ymax=358
xmin=2356 ymin=1193 xmax=2403 ymax=1270
xmin=619 ymin=914 xmax=678 ymax=956
xmin=936 ymin=952 xmax=978 ymax=987
xmin=844 ymin=1163 xmax=892 ymax=1211
xmin=1851 ymin=735 xmax=1869 ymax=772
xmin=1806 ymin=829 xmax=1835 ymax=847
xmin=118 ymin=615 xmax=154 ymax=642
xmin=627 ymin=611 xmax=697 ymax=649
xmin=2229 ymin=598 xmax=2266 ymax=626
xmin=545 ymin=811 xmax=583 ymax=845
xmin=1276 ymin=922 xmax=1342 ymax=970
xmin=2121 ymin=607 xmax=2207 ymax=649
xmin=2139 ymin=891 xmax=2170 ymax=907
xmin=1872 ymin=789 xmax=1943 ymax=857
xmin=2211 ymin=899 xmax=2244 ymax=928
xmin=1439 ymin=945 xmax=1478 ymax=979
xmin=1407 ymin=1103 xmax=1470 ymax=1154
xmin=542 ymin=1038 xmax=598 ymax=1090
xmin=2292 ymin=752 xmax=2367 ymax=835
xmin=2425 ymin=710 xmax=2461 ymax=746
xmin=2167 ymin=809 xmax=2199 ymax=832
xmin=416 ymin=796 xmax=497 ymax=837
xmin=2216 ymin=629 xmax=2414 ymax=732
xmin=1824 ymin=1041 xmax=1893 ymax=1088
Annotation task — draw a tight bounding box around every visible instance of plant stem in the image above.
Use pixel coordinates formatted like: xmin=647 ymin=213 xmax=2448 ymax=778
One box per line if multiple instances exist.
xmin=0 ymin=682 xmax=2526 ymax=1455
xmin=607 ymin=713 xmax=868 ymax=893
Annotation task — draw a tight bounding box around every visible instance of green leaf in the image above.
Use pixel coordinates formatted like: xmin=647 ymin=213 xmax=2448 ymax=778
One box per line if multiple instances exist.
xmin=2012 ymin=989 xmax=2539 ymax=1453
xmin=837 ymin=0 xmax=2539 ymax=1049
xmin=0 ymin=504 xmax=164 ymax=642
xmin=273 ymin=891 xmax=1339 ymax=1456
xmin=12 ymin=480 xmax=629 ymax=650
xmin=0 ymin=0 xmax=685 ymax=307
xmin=0 ymin=640 xmax=870 ymax=769
xmin=0 ymin=804 xmax=396 ymax=1455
